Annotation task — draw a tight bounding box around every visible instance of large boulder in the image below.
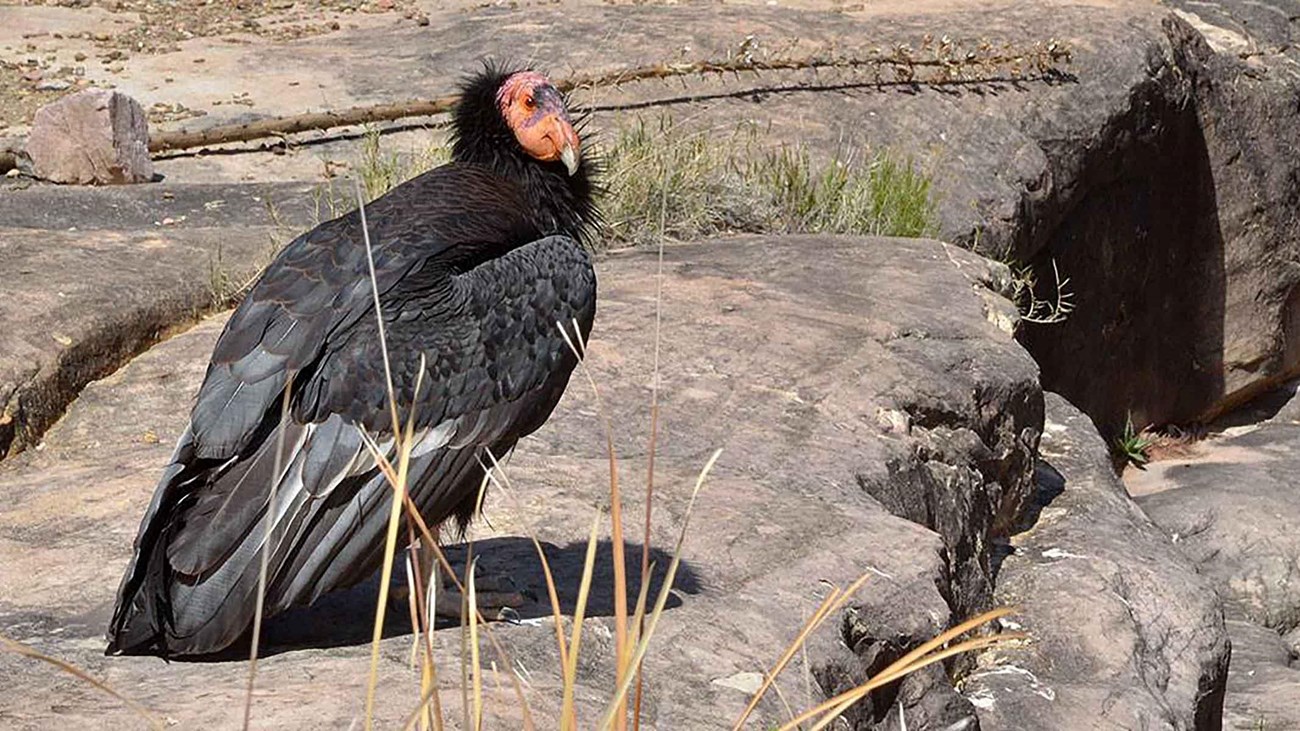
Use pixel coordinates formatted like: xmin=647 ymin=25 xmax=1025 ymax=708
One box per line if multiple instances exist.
xmin=0 ymin=233 xmax=1043 ymax=728
xmin=964 ymin=394 xmax=1230 ymax=730
xmin=1016 ymin=8 xmax=1300 ymax=433
xmin=25 ymin=89 xmax=154 ymax=185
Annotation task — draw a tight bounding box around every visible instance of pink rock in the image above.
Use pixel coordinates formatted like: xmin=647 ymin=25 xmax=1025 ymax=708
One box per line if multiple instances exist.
xmin=25 ymin=89 xmax=153 ymax=185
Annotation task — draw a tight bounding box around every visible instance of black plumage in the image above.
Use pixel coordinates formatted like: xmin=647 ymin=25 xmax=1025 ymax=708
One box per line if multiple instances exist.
xmin=106 ymin=64 xmax=600 ymax=657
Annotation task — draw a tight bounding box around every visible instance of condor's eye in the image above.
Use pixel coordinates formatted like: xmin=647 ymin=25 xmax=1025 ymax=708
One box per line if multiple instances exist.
xmin=523 ymin=95 xmax=536 ymax=110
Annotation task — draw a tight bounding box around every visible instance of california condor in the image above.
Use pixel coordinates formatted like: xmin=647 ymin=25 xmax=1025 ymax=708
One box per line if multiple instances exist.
xmin=106 ymin=65 xmax=599 ymax=657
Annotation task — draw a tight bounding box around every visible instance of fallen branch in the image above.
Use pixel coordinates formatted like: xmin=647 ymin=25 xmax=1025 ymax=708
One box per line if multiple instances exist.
xmin=148 ymin=98 xmax=458 ymax=152
xmin=2 ymin=38 xmax=1071 ymax=172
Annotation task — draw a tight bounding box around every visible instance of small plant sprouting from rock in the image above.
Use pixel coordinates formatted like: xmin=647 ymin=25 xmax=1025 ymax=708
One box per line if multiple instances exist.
xmin=1011 ymin=258 xmax=1075 ymax=326
xmin=1115 ymin=412 xmax=1154 ymax=470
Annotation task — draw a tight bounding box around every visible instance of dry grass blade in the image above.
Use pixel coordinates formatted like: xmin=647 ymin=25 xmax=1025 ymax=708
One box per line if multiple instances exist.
xmin=771 ymin=608 xmax=1021 ymax=731
xmin=878 ymin=606 xmax=1016 ymax=680
xmin=399 ymin=538 xmax=442 ymax=731
xmin=467 ymin=559 xmax=484 ymax=731
xmin=731 ymin=572 xmax=871 ymax=730
xmin=421 ymin=559 xmax=445 ymax=731
xmin=355 ymin=179 xmax=410 ymax=731
xmin=531 ymin=537 xmax=571 ymax=671
xmin=400 ymin=359 xmax=442 ymax=731
xmin=632 ymin=162 xmax=671 ymax=731
xmin=554 ymin=316 xmax=635 ymax=729
xmin=395 ymin=490 xmax=534 ymax=731
xmin=243 ymin=374 xmax=297 ymax=730
xmin=558 ymin=316 xmax=632 ymax=728
xmin=805 ymin=633 xmax=1023 ymax=731
xmin=764 ymin=667 xmax=799 ymax=727
xmin=597 ymin=448 xmax=721 ymax=730
xmin=0 ymin=635 xmax=165 ymax=730
xmin=627 ymin=561 xmax=654 ymax=652
xmin=326 ymin=180 xmax=532 ymax=731
xmin=561 ymin=514 xmax=604 ymax=731
xmin=478 ymin=446 xmax=575 ymax=684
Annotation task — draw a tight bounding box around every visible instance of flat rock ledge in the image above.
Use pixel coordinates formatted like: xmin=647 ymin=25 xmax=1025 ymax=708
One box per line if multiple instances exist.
xmin=0 ymin=181 xmax=319 ymax=461
xmin=1 ymin=233 xmax=1046 ymax=729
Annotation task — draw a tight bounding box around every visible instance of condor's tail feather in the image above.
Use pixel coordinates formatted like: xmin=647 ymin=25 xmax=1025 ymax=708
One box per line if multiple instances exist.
xmin=105 ymin=417 xmax=338 ymax=658
xmin=105 ymin=431 xmax=195 ymax=657
xmin=104 ymin=411 xmax=505 ymax=658
xmin=105 ymin=527 xmax=174 ymax=656
xmin=104 ymin=419 xmax=322 ymax=658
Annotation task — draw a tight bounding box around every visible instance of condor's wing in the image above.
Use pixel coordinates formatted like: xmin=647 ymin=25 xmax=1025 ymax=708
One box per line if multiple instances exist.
xmin=107 ymin=166 xmax=595 ymax=656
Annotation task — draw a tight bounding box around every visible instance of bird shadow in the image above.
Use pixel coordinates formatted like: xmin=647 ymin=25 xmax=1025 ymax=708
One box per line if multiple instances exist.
xmin=192 ymin=537 xmax=702 ymax=661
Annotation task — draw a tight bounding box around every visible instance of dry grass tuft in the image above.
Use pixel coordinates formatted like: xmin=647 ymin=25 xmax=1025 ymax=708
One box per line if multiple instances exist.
xmin=602 ymin=115 xmax=939 ymax=247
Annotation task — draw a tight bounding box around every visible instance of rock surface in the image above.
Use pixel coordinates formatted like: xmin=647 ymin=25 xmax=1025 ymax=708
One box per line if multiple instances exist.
xmin=1220 ymin=619 xmax=1300 ymax=731
xmin=963 ymin=393 xmax=1230 ymax=730
xmin=1129 ymin=414 xmax=1300 ymax=730
xmin=25 ymin=89 xmax=153 ymax=185
xmin=1135 ymin=423 xmax=1300 ymax=632
xmin=0 ymin=233 xmax=1042 ymax=729
xmin=8 ymin=0 xmax=1300 ymax=434
xmin=0 ymin=181 xmax=318 ymax=461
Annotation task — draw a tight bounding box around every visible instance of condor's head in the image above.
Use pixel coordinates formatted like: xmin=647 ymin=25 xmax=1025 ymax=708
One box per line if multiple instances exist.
xmin=451 ymin=64 xmax=598 ymax=241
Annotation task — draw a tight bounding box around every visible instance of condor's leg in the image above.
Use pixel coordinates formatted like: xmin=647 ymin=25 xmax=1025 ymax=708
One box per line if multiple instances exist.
xmin=393 ymin=531 xmax=531 ymax=622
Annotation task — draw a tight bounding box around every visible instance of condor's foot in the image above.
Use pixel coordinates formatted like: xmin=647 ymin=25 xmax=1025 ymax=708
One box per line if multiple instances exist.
xmin=390 ymin=543 xmax=534 ymax=623
xmin=430 ymin=570 xmax=533 ymax=620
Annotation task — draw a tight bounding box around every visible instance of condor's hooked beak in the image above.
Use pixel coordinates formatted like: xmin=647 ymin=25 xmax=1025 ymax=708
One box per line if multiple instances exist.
xmin=560 ymin=142 xmax=579 ymax=177
xmin=544 ymin=112 xmax=581 ymax=176
xmin=512 ymin=102 xmax=582 ymax=175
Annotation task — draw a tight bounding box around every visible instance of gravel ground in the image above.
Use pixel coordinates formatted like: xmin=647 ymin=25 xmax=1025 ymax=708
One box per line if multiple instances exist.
xmin=0 ymin=0 xmax=426 ymax=131
xmin=9 ymin=1 xmax=423 ymax=54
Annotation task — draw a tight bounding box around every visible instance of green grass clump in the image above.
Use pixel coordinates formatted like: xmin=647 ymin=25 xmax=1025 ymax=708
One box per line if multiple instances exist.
xmin=600 ymin=117 xmax=763 ymax=245
xmin=357 ymin=127 xmax=450 ymax=203
xmin=755 ymin=145 xmax=937 ymax=238
xmin=602 ymin=115 xmax=938 ymax=247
